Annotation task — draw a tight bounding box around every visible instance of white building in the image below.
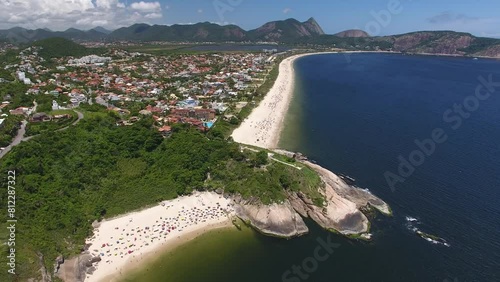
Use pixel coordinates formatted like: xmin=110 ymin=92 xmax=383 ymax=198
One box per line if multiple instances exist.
xmin=17 ymin=71 xmax=25 ymax=81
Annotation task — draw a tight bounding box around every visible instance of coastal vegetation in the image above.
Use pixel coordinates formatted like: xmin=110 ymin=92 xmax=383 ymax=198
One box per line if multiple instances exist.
xmin=0 ymin=105 xmax=324 ymax=281
xmin=32 ymin=38 xmax=106 ymax=60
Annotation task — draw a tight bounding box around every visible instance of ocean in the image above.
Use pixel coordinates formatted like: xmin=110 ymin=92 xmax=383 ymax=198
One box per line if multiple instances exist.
xmin=127 ymin=53 xmax=500 ymax=282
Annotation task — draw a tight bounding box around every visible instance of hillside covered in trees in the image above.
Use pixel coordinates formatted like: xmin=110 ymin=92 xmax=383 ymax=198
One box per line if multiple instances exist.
xmin=0 ymin=106 xmax=322 ymax=281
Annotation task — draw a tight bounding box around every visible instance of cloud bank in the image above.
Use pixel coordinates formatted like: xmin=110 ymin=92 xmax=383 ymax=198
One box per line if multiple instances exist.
xmin=0 ymin=0 xmax=163 ymax=30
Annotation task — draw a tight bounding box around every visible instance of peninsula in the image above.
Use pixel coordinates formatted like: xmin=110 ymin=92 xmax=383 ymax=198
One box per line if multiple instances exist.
xmin=0 ymin=37 xmax=392 ymax=282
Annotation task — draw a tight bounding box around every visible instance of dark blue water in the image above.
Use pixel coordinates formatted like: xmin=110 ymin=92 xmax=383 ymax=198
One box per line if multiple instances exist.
xmin=282 ymin=53 xmax=500 ymax=281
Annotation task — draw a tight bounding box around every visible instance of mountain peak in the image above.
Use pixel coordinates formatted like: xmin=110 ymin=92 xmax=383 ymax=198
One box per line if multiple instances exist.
xmin=303 ymin=17 xmax=325 ymax=35
xmin=91 ymin=26 xmax=112 ymax=34
xmin=335 ymin=29 xmax=370 ymax=38
xmin=306 ymin=17 xmax=317 ymax=23
xmin=65 ymin=28 xmax=82 ymax=33
xmin=248 ymin=17 xmax=325 ymax=41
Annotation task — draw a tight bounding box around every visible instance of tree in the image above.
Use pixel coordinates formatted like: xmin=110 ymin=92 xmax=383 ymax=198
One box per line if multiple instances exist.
xmin=254 ymin=151 xmax=268 ymax=167
xmin=229 ymin=116 xmax=240 ymax=125
xmin=279 ymin=174 xmax=292 ymax=189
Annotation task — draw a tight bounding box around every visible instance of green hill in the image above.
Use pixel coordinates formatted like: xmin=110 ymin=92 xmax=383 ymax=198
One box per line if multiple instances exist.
xmin=32 ymin=37 xmax=104 ymax=59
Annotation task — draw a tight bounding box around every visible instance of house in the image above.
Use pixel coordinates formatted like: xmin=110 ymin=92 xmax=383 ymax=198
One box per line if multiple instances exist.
xmin=158 ymin=125 xmax=172 ymax=137
xmin=139 ymin=110 xmax=152 ymax=116
xmin=31 ymin=112 xmax=51 ymax=122
xmin=53 ymin=114 xmax=71 ymax=120
xmin=171 ymin=109 xmax=216 ymax=121
xmin=10 ymin=107 xmax=29 ymax=116
xmin=195 ymin=109 xmax=216 ymax=120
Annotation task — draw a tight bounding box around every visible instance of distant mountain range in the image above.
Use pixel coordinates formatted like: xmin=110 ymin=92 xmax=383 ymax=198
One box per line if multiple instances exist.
xmin=2 ymin=18 xmax=500 ymax=57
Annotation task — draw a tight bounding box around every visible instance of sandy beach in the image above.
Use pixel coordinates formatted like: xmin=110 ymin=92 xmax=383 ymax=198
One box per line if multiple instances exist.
xmin=232 ymin=52 xmax=338 ymax=149
xmin=76 ymin=192 xmax=235 ymax=282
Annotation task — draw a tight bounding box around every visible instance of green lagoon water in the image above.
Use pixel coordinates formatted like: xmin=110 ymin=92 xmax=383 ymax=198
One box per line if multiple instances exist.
xmin=123 ymin=224 xmax=258 ymax=282
xmin=122 ymin=219 xmax=381 ymax=282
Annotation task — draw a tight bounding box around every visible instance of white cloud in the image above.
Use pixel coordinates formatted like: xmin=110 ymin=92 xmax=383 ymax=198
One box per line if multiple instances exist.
xmin=197 ymin=9 xmax=203 ymax=14
xmin=130 ymin=1 xmax=162 ymax=13
xmin=92 ymin=20 xmax=109 ymax=26
xmin=145 ymin=13 xmax=162 ymax=19
xmin=0 ymin=0 xmax=164 ymax=31
xmin=283 ymin=8 xmax=292 ymax=14
xmin=95 ymin=0 xmax=118 ymax=9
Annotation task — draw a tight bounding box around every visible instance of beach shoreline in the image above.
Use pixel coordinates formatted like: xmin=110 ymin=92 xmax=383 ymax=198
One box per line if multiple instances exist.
xmin=101 ymin=220 xmax=234 ymax=282
xmin=58 ymin=192 xmax=235 ymax=282
xmin=231 ymin=51 xmax=339 ymax=149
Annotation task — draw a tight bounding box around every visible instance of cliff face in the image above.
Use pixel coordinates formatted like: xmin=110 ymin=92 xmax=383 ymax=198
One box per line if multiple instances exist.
xmin=474 ymin=45 xmax=500 ymax=58
xmin=234 ymin=199 xmax=309 ymax=238
xmin=391 ymin=32 xmax=474 ymax=55
xmin=304 ymin=162 xmax=391 ymax=216
xmin=303 ymin=17 xmax=325 ymax=36
xmin=288 ymin=189 xmax=369 ymax=235
xmin=234 ymin=161 xmax=391 ymax=238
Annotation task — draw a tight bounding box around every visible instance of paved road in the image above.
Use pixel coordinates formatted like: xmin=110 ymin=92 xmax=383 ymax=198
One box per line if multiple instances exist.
xmin=0 ymin=110 xmax=84 ymax=160
xmin=56 ymin=110 xmax=84 ymax=132
xmin=0 ymin=120 xmax=27 ymax=159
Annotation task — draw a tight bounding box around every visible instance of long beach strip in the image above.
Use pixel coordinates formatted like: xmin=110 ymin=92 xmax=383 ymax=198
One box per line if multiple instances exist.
xmin=232 ymin=52 xmax=337 ymax=149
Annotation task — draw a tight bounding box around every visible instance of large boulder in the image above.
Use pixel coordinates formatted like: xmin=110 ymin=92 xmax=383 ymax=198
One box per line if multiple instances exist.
xmin=235 ymin=200 xmax=309 ymax=238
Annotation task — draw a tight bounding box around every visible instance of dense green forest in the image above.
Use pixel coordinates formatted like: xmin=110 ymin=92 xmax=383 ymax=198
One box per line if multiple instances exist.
xmin=32 ymin=38 xmax=106 ymax=60
xmin=0 ymin=106 xmax=322 ymax=281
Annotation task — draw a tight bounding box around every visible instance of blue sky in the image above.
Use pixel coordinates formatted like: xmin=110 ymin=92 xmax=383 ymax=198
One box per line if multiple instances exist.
xmin=161 ymin=0 xmax=500 ymax=37
xmin=2 ymin=0 xmax=500 ymax=37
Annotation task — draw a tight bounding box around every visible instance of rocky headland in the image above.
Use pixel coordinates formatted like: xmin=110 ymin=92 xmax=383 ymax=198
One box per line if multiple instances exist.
xmin=233 ymin=157 xmax=391 ymax=239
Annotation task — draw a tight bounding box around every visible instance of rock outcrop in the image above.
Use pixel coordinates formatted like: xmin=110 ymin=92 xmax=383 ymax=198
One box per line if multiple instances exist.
xmin=234 ymin=158 xmax=391 ymax=238
xmin=304 ymin=161 xmax=391 ymax=216
xmin=335 ymin=29 xmax=370 ymax=38
xmin=53 ymin=255 xmax=64 ymax=274
xmin=288 ymin=189 xmax=369 ymax=235
xmin=234 ymin=199 xmax=309 ymax=238
xmin=56 ymin=253 xmax=103 ymax=282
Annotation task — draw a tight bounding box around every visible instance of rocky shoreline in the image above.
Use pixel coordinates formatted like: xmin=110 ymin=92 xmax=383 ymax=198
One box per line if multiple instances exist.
xmin=233 ymin=159 xmax=391 ymax=239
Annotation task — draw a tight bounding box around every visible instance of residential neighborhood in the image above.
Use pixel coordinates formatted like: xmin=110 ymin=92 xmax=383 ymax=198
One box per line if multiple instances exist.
xmin=0 ymin=42 xmax=282 ymax=148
